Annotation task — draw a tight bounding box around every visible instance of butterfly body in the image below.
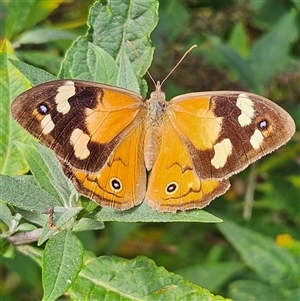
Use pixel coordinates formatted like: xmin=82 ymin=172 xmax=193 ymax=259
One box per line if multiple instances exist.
xmin=11 ymin=80 xmax=295 ymax=212
xmin=144 ymin=81 xmax=167 ymax=170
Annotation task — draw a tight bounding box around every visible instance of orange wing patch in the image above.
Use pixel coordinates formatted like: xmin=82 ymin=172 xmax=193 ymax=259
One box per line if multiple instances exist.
xmin=169 ymin=95 xmax=222 ymax=151
xmin=85 ymin=89 xmax=145 ymax=144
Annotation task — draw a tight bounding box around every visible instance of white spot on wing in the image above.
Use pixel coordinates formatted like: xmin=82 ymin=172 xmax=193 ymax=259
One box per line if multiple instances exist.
xmin=70 ymin=128 xmax=91 ymax=160
xmin=55 ymin=81 xmax=75 ymax=114
xmin=41 ymin=114 xmax=55 ymax=134
xmin=250 ymin=129 xmax=264 ymax=149
xmin=236 ymin=94 xmax=254 ymax=127
xmin=211 ymin=138 xmax=232 ymax=169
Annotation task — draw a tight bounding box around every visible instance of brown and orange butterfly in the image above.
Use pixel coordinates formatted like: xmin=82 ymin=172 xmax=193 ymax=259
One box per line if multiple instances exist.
xmin=11 ymin=77 xmax=295 ymax=212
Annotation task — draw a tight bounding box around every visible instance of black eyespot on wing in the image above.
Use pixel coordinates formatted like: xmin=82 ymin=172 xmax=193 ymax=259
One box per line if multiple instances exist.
xmin=165 ymin=182 xmax=178 ymax=195
xmin=37 ymin=103 xmax=49 ymax=115
xmin=258 ymin=119 xmax=268 ymax=131
xmin=110 ymin=177 xmax=123 ymax=192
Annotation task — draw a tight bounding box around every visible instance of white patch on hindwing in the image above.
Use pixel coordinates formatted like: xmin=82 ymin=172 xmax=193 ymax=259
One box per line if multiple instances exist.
xmin=55 ymin=81 xmax=75 ymax=114
xmin=236 ymin=94 xmax=255 ymax=127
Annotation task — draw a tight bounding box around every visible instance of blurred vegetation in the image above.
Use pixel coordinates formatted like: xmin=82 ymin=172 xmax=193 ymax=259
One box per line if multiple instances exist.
xmin=1 ymin=0 xmax=299 ymax=300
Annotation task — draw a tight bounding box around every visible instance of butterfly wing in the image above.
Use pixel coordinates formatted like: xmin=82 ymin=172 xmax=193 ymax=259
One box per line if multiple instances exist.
xmin=11 ymin=80 xmax=148 ymax=208
xmin=146 ymin=121 xmax=230 ymax=212
xmin=168 ymin=92 xmax=295 ymax=179
xmin=11 ymin=80 xmax=146 ymax=172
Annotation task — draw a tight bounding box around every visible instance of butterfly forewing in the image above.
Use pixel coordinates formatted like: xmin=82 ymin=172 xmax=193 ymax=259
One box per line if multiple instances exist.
xmin=168 ymin=91 xmax=295 ymax=179
xmin=11 ymin=80 xmax=146 ymax=174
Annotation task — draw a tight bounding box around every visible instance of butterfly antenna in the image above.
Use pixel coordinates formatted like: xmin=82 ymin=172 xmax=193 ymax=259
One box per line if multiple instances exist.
xmin=127 ymin=41 xmax=156 ymax=86
xmin=127 ymin=41 xmax=197 ymax=87
xmin=161 ymin=45 xmax=197 ymax=86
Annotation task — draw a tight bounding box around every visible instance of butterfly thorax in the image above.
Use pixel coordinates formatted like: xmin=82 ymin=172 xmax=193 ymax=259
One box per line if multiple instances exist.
xmin=144 ymin=82 xmax=168 ymax=171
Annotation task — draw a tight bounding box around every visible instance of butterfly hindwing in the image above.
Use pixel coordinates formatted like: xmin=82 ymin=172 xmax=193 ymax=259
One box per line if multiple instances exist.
xmin=63 ymin=122 xmax=147 ymax=209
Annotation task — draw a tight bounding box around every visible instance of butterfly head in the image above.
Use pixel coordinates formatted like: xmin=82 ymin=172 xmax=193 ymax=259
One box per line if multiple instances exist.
xmin=149 ymin=81 xmax=166 ymax=104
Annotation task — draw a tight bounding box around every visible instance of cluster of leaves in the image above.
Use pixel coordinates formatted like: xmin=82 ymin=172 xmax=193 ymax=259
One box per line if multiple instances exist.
xmin=1 ymin=0 xmax=299 ymax=300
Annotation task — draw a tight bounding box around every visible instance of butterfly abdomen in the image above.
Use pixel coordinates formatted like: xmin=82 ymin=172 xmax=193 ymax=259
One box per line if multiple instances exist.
xmin=144 ymin=125 xmax=163 ymax=171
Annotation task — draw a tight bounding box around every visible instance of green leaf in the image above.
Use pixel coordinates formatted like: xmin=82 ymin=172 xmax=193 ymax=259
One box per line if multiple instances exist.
xmin=15 ymin=208 xmax=48 ymax=227
xmin=229 ymin=280 xmax=283 ymax=301
xmin=117 ymin=48 xmax=140 ymax=93
xmin=0 ymin=237 xmax=15 ymax=257
xmin=72 ymin=217 xmax=105 ymax=233
xmin=42 ymin=229 xmax=84 ymax=301
xmin=15 ymin=221 xmax=37 ymax=233
xmin=0 ymin=175 xmax=62 ymax=213
xmin=104 ymin=222 xmax=139 ymax=254
xmin=258 ymin=142 xmax=299 ymax=174
xmin=9 ymin=59 xmax=57 ymax=85
xmin=249 ymin=9 xmax=298 ymax=84
xmin=249 ymin=0 xmax=293 ymax=29
xmin=291 ymin=0 xmax=300 ymax=9
xmin=2 ymin=1 xmax=62 ymax=39
xmin=87 ymin=42 xmax=120 ymax=84
xmin=59 ymin=0 xmax=158 ymax=87
xmin=94 ymin=202 xmax=222 ymax=223
xmin=218 ymin=221 xmax=299 ymax=293
xmin=159 ymin=0 xmax=190 ymax=42
xmin=0 ymin=199 xmax=13 ymax=231
xmin=79 ymin=197 xmax=99 ymax=215
xmin=87 ymin=0 xmax=158 ymax=77
xmin=176 ymin=261 xmax=245 ymax=292
xmin=21 ymin=1 xmax=63 ymax=31
xmin=17 ymin=244 xmax=43 ymax=267
xmin=38 ymin=207 xmax=83 ymax=246
xmin=60 ymin=39 xmax=119 ymax=84
xmin=206 ymin=35 xmax=262 ymax=92
xmin=69 ymin=254 xmax=231 ymax=301
xmin=0 ymin=39 xmax=33 ymax=175
xmin=15 ymin=142 xmax=63 ymax=203
xmin=227 ymin=23 xmax=249 ymax=57
xmin=14 ymin=27 xmax=76 ymax=46
xmin=1 ymin=0 xmax=35 ymax=39
xmin=256 ymin=173 xmax=300 ymax=220
xmin=6 ymin=142 xmax=74 ymax=211
xmin=15 ymin=50 xmax=62 ymax=75
xmin=35 ymin=143 xmax=76 ymax=206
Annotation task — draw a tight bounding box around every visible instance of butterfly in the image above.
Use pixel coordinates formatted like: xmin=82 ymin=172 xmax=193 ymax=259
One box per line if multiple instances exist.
xmin=11 ymin=79 xmax=295 ymax=212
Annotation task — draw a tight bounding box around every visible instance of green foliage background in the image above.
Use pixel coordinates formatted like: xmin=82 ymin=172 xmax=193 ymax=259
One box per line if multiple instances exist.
xmin=0 ymin=0 xmax=299 ymax=300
